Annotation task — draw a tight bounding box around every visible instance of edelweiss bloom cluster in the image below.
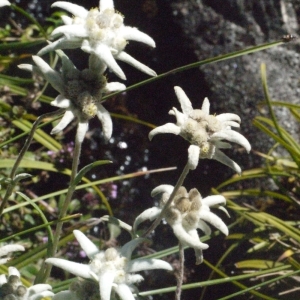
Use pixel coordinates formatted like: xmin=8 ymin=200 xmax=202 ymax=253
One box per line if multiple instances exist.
xmin=0 ymin=244 xmax=24 ymax=265
xmin=0 ymin=267 xmax=53 ymax=299
xmin=19 ymin=52 xmax=125 ymax=143
xmin=46 ymin=230 xmax=172 ymax=300
xmin=38 ymin=0 xmax=156 ymax=80
xmin=133 ymin=185 xmax=228 ymax=264
xmin=149 ymin=86 xmax=251 ymax=174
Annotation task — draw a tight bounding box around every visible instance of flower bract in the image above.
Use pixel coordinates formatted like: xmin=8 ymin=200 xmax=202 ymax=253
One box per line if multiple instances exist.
xmin=0 ymin=267 xmax=53 ymax=299
xmin=149 ymin=86 xmax=251 ymax=173
xmin=0 ymin=244 xmax=24 ymax=265
xmin=133 ymin=185 xmax=229 ymax=264
xmin=19 ymin=52 xmax=126 ymax=143
xmin=46 ymin=230 xmax=173 ymax=300
xmin=38 ymin=0 xmax=156 ymax=80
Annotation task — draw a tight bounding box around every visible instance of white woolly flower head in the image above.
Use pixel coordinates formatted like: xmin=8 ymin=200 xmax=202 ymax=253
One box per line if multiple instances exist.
xmin=0 ymin=266 xmax=53 ymax=299
xmin=134 ymin=185 xmax=229 ymax=264
xmin=46 ymin=230 xmax=173 ymax=300
xmin=19 ymin=52 xmax=126 ymax=143
xmin=0 ymin=244 xmax=24 ymax=265
xmin=38 ymin=0 xmax=156 ymax=80
xmin=149 ymin=86 xmax=251 ymax=174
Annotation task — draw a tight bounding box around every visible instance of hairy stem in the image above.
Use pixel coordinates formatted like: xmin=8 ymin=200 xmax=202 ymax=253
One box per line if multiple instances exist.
xmin=142 ymin=163 xmax=190 ymax=237
xmin=175 ymin=242 xmax=185 ymax=300
xmin=36 ymin=133 xmax=82 ymax=283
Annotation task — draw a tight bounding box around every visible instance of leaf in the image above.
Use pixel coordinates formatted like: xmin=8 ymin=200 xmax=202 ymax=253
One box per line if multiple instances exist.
xmin=16 ymin=192 xmax=54 ymax=253
xmin=103 ymin=39 xmax=284 ymax=100
xmin=255 ymin=116 xmax=300 ymax=155
xmin=108 ymin=222 xmax=121 ymax=240
xmin=0 ymin=80 xmax=53 ymax=104
xmin=74 ymin=160 xmax=112 ymax=186
xmin=220 ymin=188 xmax=292 ymax=203
xmin=290 ymin=108 xmax=300 ymax=122
xmin=0 ymin=159 xmax=69 ymax=174
xmin=0 ymin=40 xmax=45 ymax=51
xmin=0 ymin=73 xmax=33 ymax=85
xmin=235 ymin=259 xmax=283 ymax=269
xmin=13 ymin=173 xmax=32 ymax=184
xmin=253 ymin=118 xmax=298 ymax=157
xmin=99 ymin=215 xmax=133 ymax=234
xmin=12 ymin=119 xmax=61 ymax=151
xmin=259 ymin=101 xmax=300 ymax=110
xmin=2 ymin=167 xmax=175 ymax=214
xmin=110 ymin=112 xmax=156 ymax=129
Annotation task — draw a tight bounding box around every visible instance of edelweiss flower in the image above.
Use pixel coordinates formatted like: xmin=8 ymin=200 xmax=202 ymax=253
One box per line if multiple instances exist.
xmin=38 ymin=0 xmax=156 ymax=80
xmin=19 ymin=53 xmax=125 ymax=143
xmin=0 ymin=0 xmax=10 ymax=7
xmin=133 ymin=185 xmax=229 ymax=264
xmin=46 ymin=230 xmax=173 ymax=300
xmin=0 ymin=244 xmax=24 ymax=265
xmin=149 ymin=86 xmax=251 ymax=174
xmin=0 ymin=266 xmax=54 ymax=299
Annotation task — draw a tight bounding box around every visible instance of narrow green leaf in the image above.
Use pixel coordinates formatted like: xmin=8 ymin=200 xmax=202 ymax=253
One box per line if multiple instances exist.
xmin=0 ymin=40 xmax=45 ymax=51
xmin=255 ymin=116 xmax=300 ymax=155
xmin=0 ymin=73 xmax=33 ymax=85
xmin=12 ymin=119 xmax=61 ymax=151
xmin=13 ymin=173 xmax=32 ymax=183
xmin=74 ymin=160 xmax=112 ymax=186
xmin=0 ymin=214 xmax=81 ymax=243
xmin=103 ymin=40 xmax=284 ymax=100
xmin=221 ymin=189 xmax=292 ymax=203
xmin=253 ymin=118 xmax=300 ymax=159
xmin=2 ymin=167 xmax=176 ymax=214
xmin=110 ymin=113 xmax=156 ymax=129
xmin=259 ymin=101 xmax=300 ymax=110
xmin=135 ymin=265 xmax=290 ymax=299
xmin=0 ymin=81 xmax=53 ymax=104
xmin=16 ymin=192 xmax=54 ymax=250
xmin=99 ymin=215 xmax=133 ymax=234
xmin=290 ymin=108 xmax=300 ymax=122
xmin=0 ymin=114 xmax=61 ymax=149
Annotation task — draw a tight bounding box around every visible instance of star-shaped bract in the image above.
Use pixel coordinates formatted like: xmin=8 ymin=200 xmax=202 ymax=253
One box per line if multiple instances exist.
xmin=19 ymin=52 xmax=125 ymax=143
xmin=0 ymin=267 xmax=54 ymax=299
xmin=149 ymin=86 xmax=251 ymax=174
xmin=46 ymin=230 xmax=173 ymax=300
xmin=38 ymin=0 xmax=156 ymax=80
xmin=133 ymin=185 xmax=229 ymax=264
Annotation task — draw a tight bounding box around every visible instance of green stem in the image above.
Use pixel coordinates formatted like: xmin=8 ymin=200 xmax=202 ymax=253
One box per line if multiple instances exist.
xmin=142 ymin=163 xmax=190 ymax=237
xmin=0 ymin=109 xmax=64 ymax=217
xmin=37 ymin=134 xmax=82 ymax=283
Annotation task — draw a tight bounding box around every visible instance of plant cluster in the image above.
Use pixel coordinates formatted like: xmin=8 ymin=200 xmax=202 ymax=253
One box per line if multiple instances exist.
xmin=0 ymin=1 xmax=300 ymax=300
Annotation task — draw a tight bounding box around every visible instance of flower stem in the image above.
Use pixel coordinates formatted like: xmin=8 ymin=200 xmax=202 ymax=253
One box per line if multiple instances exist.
xmin=142 ymin=163 xmax=190 ymax=237
xmin=36 ymin=133 xmax=82 ymax=283
xmin=0 ymin=109 xmax=65 ymax=217
xmin=175 ymin=242 xmax=185 ymax=300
